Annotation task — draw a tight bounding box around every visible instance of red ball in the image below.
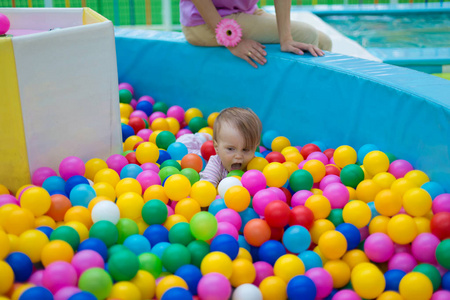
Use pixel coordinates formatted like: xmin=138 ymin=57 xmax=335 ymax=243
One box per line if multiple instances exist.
xmin=125 ymin=152 xmax=139 ymax=165
xmin=243 ymin=219 xmax=271 ymax=247
xmin=430 ymin=212 xmax=450 ymax=240
xmin=270 ymin=226 xmax=284 ymax=241
xmin=265 ymin=151 xmax=286 ymax=163
xmin=132 ymin=141 xmax=145 ymax=151
xmin=264 ymin=200 xmax=291 ymax=228
xmin=181 ymin=153 xmax=203 ymax=172
xmin=200 ymin=140 xmax=216 ymax=161
xmin=128 ymin=117 xmax=147 ymax=134
xmin=289 ymin=205 xmax=315 ymax=230
xmin=280 ymin=187 xmax=292 ymax=206
xmin=323 ymin=148 xmax=335 ymax=160
xmin=325 ymin=164 xmax=341 ymax=176
xmin=300 ymin=143 xmax=321 ymax=159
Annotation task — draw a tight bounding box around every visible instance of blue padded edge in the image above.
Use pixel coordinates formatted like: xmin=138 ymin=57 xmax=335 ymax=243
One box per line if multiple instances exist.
xmin=367 ymin=47 xmax=450 ymax=66
xmin=114 ymin=28 xmax=450 ymax=190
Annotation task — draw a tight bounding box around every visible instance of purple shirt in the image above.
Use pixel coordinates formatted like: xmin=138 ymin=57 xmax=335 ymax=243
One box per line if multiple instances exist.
xmin=200 ymin=155 xmax=229 ymax=187
xmin=180 ymin=0 xmax=259 ymax=26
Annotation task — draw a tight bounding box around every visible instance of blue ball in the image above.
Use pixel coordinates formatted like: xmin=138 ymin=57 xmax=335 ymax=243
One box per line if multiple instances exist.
xmin=283 ymin=225 xmax=311 ymax=254
xmin=208 ymin=198 xmax=227 ymax=216
xmin=161 ymin=287 xmax=193 ymax=300
xmin=262 ymin=130 xmax=280 ymax=149
xmin=357 ymin=144 xmax=379 ymax=164
xmin=210 ymin=234 xmax=239 ymax=260
xmin=36 ymin=226 xmax=54 ymax=239
xmin=367 ymin=201 xmax=380 ymax=220
xmin=143 ymin=224 xmax=169 ymax=247
xmin=157 ymin=150 xmax=172 ymax=165
xmin=175 ymin=264 xmax=202 ymax=295
xmin=259 ymin=240 xmax=287 ymax=266
xmin=68 ymin=291 xmax=97 ymax=300
xmin=262 ymin=150 xmax=271 ymax=158
xmin=123 ymin=234 xmax=152 ymax=255
xmin=121 ymin=123 xmax=135 ymax=142
xmin=442 ymin=271 xmax=450 ymax=291
xmin=65 ymin=175 xmax=89 ymax=195
xmin=238 ymin=207 xmax=259 ymax=232
xmin=5 ymin=252 xmax=33 ymax=282
xmin=49 ymin=190 xmax=68 ymax=197
xmin=19 ymin=286 xmax=53 ymax=300
xmin=298 ymin=250 xmax=323 ymax=270
xmin=78 ymin=237 xmax=109 ymax=261
xmin=151 ymin=242 xmax=171 ymax=259
xmin=254 ymin=152 xmax=264 ymax=158
xmin=287 ymin=275 xmax=317 ymax=300
xmin=336 ymin=223 xmax=361 ymax=251
xmin=120 ymin=163 xmax=143 ymax=179
xmin=69 ymin=183 xmax=96 ymax=207
xmin=250 ymin=245 xmax=260 ymax=262
xmin=311 ymin=141 xmax=326 ymax=152
xmin=238 ymin=235 xmax=251 ymax=252
xmin=384 ymin=269 xmax=407 ymax=291
xmin=42 ymin=176 xmax=66 ymax=194
xmin=323 ymin=289 xmax=338 ymax=300
xmin=135 ymin=101 xmax=153 ymax=116
xmin=421 ymin=181 xmax=446 ymax=200
xmin=167 ymin=142 xmax=188 ymax=161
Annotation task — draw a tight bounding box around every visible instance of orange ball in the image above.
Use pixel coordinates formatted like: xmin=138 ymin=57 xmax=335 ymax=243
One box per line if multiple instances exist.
xmin=181 ymin=153 xmax=203 ymax=172
xmin=46 ymin=194 xmax=72 ymax=222
xmin=243 ymin=219 xmax=271 ymax=247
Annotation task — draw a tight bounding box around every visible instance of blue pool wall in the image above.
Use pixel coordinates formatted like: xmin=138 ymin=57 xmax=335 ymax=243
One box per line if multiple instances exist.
xmin=115 ymin=29 xmax=450 ymax=191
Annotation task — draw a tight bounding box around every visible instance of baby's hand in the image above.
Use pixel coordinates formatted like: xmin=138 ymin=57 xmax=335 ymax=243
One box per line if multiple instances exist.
xmin=228 ymin=39 xmax=267 ymax=68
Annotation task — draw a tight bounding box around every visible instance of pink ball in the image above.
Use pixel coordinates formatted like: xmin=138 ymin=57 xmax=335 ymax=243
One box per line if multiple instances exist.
xmin=298 ymin=160 xmax=307 ymax=169
xmin=432 ymin=290 xmax=450 ymax=300
xmin=106 ymin=154 xmax=129 ymax=174
xmin=197 ymin=272 xmax=231 ymax=300
xmin=118 ymin=82 xmax=134 ymax=95
xmin=333 ymin=289 xmax=362 ymax=300
xmin=411 ymin=233 xmax=440 ymax=264
xmin=0 ymin=13 xmax=11 ymax=35
xmin=307 ymin=152 xmax=329 ymax=165
xmin=319 ymin=174 xmax=341 ymax=190
xmin=71 ymin=250 xmax=105 ymax=277
xmin=137 ymin=128 xmax=153 ymax=141
xmin=140 ymin=162 xmax=160 ymax=173
xmin=214 ymin=222 xmax=239 ymax=240
xmin=253 ymin=261 xmax=274 ymax=286
xmin=432 ymin=193 xmax=450 ymax=214
xmin=394 ymin=243 xmax=411 ymax=254
xmin=322 ymin=182 xmax=349 ymax=209
xmin=241 ymin=169 xmax=267 ymax=196
xmin=388 ymin=159 xmax=414 ymax=179
xmin=28 ymin=270 xmax=44 ymax=286
xmin=291 ymin=190 xmax=313 ymax=207
xmin=268 ymin=187 xmax=286 ymax=203
xmin=305 ymin=267 xmax=333 ymax=299
xmin=149 ymin=112 xmax=166 ymax=123
xmin=364 ymin=233 xmax=395 ymax=263
xmin=138 ymin=95 xmax=155 ymax=105
xmin=130 ymin=99 xmax=137 ymax=110
xmin=0 ymin=194 xmax=19 ymax=207
xmin=388 ymin=252 xmax=417 ymax=272
xmin=129 ymin=110 xmax=148 ymax=120
xmin=170 ymin=200 xmax=178 ymax=210
xmin=215 ymin=209 xmax=242 ymax=231
xmin=136 ymin=170 xmax=161 ymax=191
xmin=167 ymin=105 xmax=185 ymax=123
xmin=42 ymin=261 xmax=78 ymax=294
xmin=167 ymin=205 xmax=174 ymax=217
xmin=32 ymin=167 xmax=57 ymax=186
xmin=252 ymin=188 xmax=278 ymax=216
xmin=59 ymin=156 xmax=85 ymax=181
xmin=176 ymin=128 xmax=193 ymax=138
xmin=359 ymin=226 xmax=370 ymax=241
xmin=54 ymin=286 xmax=81 ymax=300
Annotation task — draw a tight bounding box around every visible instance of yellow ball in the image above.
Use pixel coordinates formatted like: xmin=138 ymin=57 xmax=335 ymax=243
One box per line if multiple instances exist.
xmin=309 ymin=219 xmax=335 ymax=244
xmin=404 ymin=170 xmax=430 ymax=187
xmin=166 ymin=117 xmax=180 ymax=135
xmin=377 ymin=291 xmax=404 ymax=300
xmin=369 ymin=215 xmax=390 ymax=235
xmin=16 ymin=184 xmax=33 ymax=199
xmin=271 ymin=136 xmax=291 ymax=153
xmin=94 ymin=168 xmax=120 ymax=188
xmin=88 ymin=196 xmax=113 ymax=212
xmin=184 ymin=108 xmax=203 ymax=124
xmin=342 ymin=200 xmax=371 ymax=228
xmin=17 ymin=229 xmax=49 ymax=263
xmin=163 ymin=214 xmax=188 ymax=231
xmin=333 ymin=145 xmax=357 ymax=168
xmin=342 ymin=249 xmax=369 ymax=270
xmin=355 ymin=179 xmax=382 ymax=203
xmin=281 ymin=146 xmax=300 ymax=156
xmin=174 ymin=198 xmax=201 ymax=221
xmin=247 ymin=157 xmax=269 ymax=172
xmin=20 ymin=187 xmax=51 ymax=217
xmin=0 ymin=260 xmax=14 ymax=295
xmin=283 ymin=150 xmax=304 ymax=165
xmin=64 ymin=206 xmax=93 ymax=229
xmin=164 ymin=174 xmax=191 ymax=201
xmin=3 ymin=208 xmax=34 ymax=236
xmin=151 ymin=117 xmax=170 ymax=131
xmin=372 ymin=172 xmax=396 ymax=189
xmin=92 ymin=183 xmax=116 ymax=201
xmin=190 ymin=180 xmax=217 ymax=207
xmin=123 ymin=135 xmax=144 ymax=152
xmin=414 ymin=217 xmax=431 ymax=234
xmin=351 ymin=262 xmax=385 ymax=299
xmin=363 ymin=151 xmax=390 ymax=176
xmin=224 ymin=186 xmax=251 ymax=212
xmin=302 ymin=159 xmax=326 ymax=183
xmin=143 ymin=184 xmax=169 ymax=204
xmin=201 ymin=251 xmax=233 ymax=279
xmin=236 ymin=247 xmax=253 ymax=262
xmin=347 ymin=186 xmax=357 ymax=200
xmin=136 ymin=218 xmax=149 ymax=235
xmin=387 ymin=214 xmax=418 ymax=245
xmin=149 ymin=130 xmax=162 ymax=144
xmin=391 ymin=178 xmax=417 ymax=197
xmin=65 ymin=221 xmax=89 ymax=242
xmin=0 ymin=230 xmax=10 ymax=260
xmin=116 ymin=178 xmax=142 ymax=197
xmin=313 ymin=246 xmax=328 ymax=265
xmin=120 ymin=103 xmax=134 ymax=119
xmin=7 ymin=234 xmax=19 ymax=252
xmin=263 ymin=162 xmax=289 ymax=188
xmin=273 ymin=254 xmax=305 ymax=283
xmin=155 ymin=275 xmax=188 ymax=300
xmin=323 ymin=259 xmax=351 ymax=288
xmin=305 ymin=194 xmax=331 ymax=220
xmin=109 ymin=281 xmax=141 ymax=300
xmin=259 ymin=276 xmax=287 ymax=300
xmin=84 ymin=158 xmax=108 ymax=181
xmin=402 ymin=187 xmax=432 ymax=217
xmin=318 ymin=230 xmax=348 ymax=260
xmin=136 ymin=142 xmax=160 ymax=164
xmin=41 ymin=240 xmax=74 ymax=267
xmin=198 ymin=127 xmax=213 ymax=137
xmin=10 ymin=283 xmax=34 ymax=300
xmin=374 ymin=189 xmax=402 ymax=216
xmin=0 ymin=184 xmax=9 ymax=195
xmin=130 ymin=270 xmax=155 ymax=300
xmin=116 ymin=192 xmax=145 ymax=221
xmin=399 ymin=272 xmax=433 ymax=300
xmin=230 ymin=258 xmax=256 ymax=287
xmin=283 ymin=161 xmax=299 ymax=176
xmin=34 ymin=215 xmax=56 ymax=229
xmin=207 ymin=112 xmax=219 ymax=127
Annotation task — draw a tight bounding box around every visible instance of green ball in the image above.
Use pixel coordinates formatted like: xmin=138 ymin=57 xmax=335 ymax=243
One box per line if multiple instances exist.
xmin=436 ymin=239 xmax=450 ymax=269
xmin=289 ymin=169 xmax=314 ymax=192
xmin=161 ymin=243 xmax=191 ymax=273
xmin=50 ymin=225 xmax=80 ymax=251
xmin=142 ymin=199 xmax=168 ymax=225
xmin=187 ymin=240 xmax=210 ymax=268
xmin=116 ymin=218 xmax=139 ymax=244
xmin=78 ymin=267 xmax=113 ymax=299
xmin=153 ymin=102 xmax=169 ymax=113
xmin=122 ymin=150 xmax=134 ymax=156
xmin=227 ymin=170 xmax=244 ymax=177
xmin=169 ymin=222 xmax=195 ymax=246
xmin=180 ymin=168 xmax=200 ymax=185
xmin=156 ymin=131 xmax=176 ymax=150
xmin=340 ymin=164 xmax=365 ymax=188
xmin=159 ymin=166 xmax=180 ymax=182
xmin=327 ymin=209 xmax=344 ymax=227
xmin=119 ymin=89 xmax=132 ymax=104
xmin=413 ymin=263 xmax=441 ymax=291
xmin=108 ymin=244 xmax=128 ymax=260
xmin=108 ymin=249 xmax=139 ymax=281
xmin=189 ymin=211 xmax=218 ymax=241
xmin=188 ymin=116 xmax=208 ymax=133
xmin=89 ymin=220 xmax=119 ymax=248
xmin=385 ymin=152 xmax=397 ymax=163
xmin=160 ymin=159 xmax=182 ymax=171
xmin=138 ymin=252 xmax=162 ymax=279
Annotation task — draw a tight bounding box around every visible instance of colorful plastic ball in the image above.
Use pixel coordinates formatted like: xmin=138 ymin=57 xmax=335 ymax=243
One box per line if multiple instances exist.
xmin=384 ymin=269 xmax=407 ymax=292
xmin=323 ymin=182 xmax=349 ymax=209
xmin=5 ymin=252 xmax=33 ymax=282
xmin=44 ymin=194 xmax=71 ymax=222
xmin=413 ymin=263 xmax=441 ymax=292
xmin=333 ymin=145 xmax=357 ymax=168
xmin=402 ymin=187 xmax=432 ymax=217
xmin=76 ymin=238 xmax=107 ymax=261
xmin=431 ymin=290 xmax=450 ymax=300
xmin=302 ymin=159 xmax=326 ymax=183
xmin=167 ymin=222 xmax=193 ymax=246
xmin=332 ymin=289 xmax=361 ymax=300
xmin=190 ymin=211 xmax=218 ymax=241
xmin=364 ymin=232 xmax=394 ymax=263
xmin=216 ymin=176 xmax=241 ymax=198
xmin=172 ymin=264 xmax=201 ymax=296
xmin=305 ymin=194 xmax=331 ymax=220
xmin=289 ymin=169 xmax=314 ymax=192
xmin=362 ymin=150 xmax=390 ymax=176
xmin=197 ymin=272 xmax=231 ymax=300
xmin=436 ymin=239 xmax=450 ymax=269
xmin=258 ymin=276 xmax=287 ymax=300
xmin=138 ymin=252 xmax=163 ymax=279
xmin=281 ymin=225 xmax=309 ymax=254
xmin=155 ymin=131 xmax=176 ymax=150
xmin=41 ymin=240 xmax=74 ymax=267
xmin=373 ymin=189 xmax=402 ymax=217
xmin=432 ymin=193 xmax=450 ymax=214
xmin=388 ymin=252 xmax=417 ymax=273
xmin=411 ymin=233 xmax=440 ymax=264
xmin=209 ymin=234 xmax=239 ymax=261
xmin=188 ymin=116 xmax=208 ymax=133
xmin=243 ymin=219 xmax=271 ymax=247
xmin=16 ymin=229 xmax=49 ymax=263
xmin=215 ymin=221 xmax=239 ymax=240
xmin=189 ymin=180 xmax=216 ymax=208
xmin=299 ymin=143 xmax=320 ymax=159
xmin=230 ymin=283 xmax=261 ymax=300
xmin=263 ymin=162 xmax=289 ymax=188
xmin=50 ymin=225 xmax=80 ymax=251
xmin=229 ymin=258 xmax=256 ymax=287
xmin=263 ymin=200 xmax=290 ymax=228
xmin=340 ymin=164 xmax=365 ymax=188
xmin=251 ymin=188 xmax=276 ymax=216
xmin=0 ymin=260 xmax=14 ymax=295
xmin=20 ymin=186 xmax=51 ymax=217
xmin=342 ymin=200 xmax=371 ymax=228
xmin=180 ymin=153 xmax=203 ymax=172
xmin=161 ymin=243 xmax=191 ymax=273
xmin=32 ymin=167 xmax=57 ymax=187
xmin=399 ymin=272 xmax=433 ymax=300
xmin=317 ymin=230 xmax=347 ymax=260
xmin=351 ymin=262 xmax=386 ymax=299
xmin=69 ymin=184 xmax=96 ymax=208
xmin=265 ymin=151 xmax=286 ymax=164
xmin=0 ymin=13 xmax=11 ymax=35
xmin=388 ymin=159 xmax=414 ymax=178
xmin=122 ymin=234 xmax=151 ymax=256
xmin=185 ymin=240 xmax=209 ymax=269
xmin=240 ymin=169 xmax=266 ymax=196
xmin=3 ymin=207 xmax=34 ymax=236
xmin=89 ymin=220 xmax=119 ymax=247
xmin=59 ymin=156 xmax=86 ymax=181
xmin=159 ymin=287 xmax=191 ymax=300
xmin=215 ymin=209 xmax=242 ymax=231
xmin=19 ymin=286 xmax=53 ymax=300
xmin=261 ymin=130 xmax=280 ymax=149
xmin=387 ymin=214 xmax=418 ymax=245
xmin=166 ymin=105 xmax=185 ymax=123
xmin=404 ymin=170 xmax=430 ymax=187
xmin=166 ymin=142 xmax=188 ymax=161
xmin=430 ymin=212 xmax=450 ymax=240
xmin=200 ymin=251 xmax=233 ymax=279
xmin=288 ymin=205 xmax=314 ymax=230
xmin=273 ymin=254 xmax=305 ymax=283
xmin=90 ymin=200 xmax=119 ymax=224
xmin=335 ymin=223 xmax=360 ymax=251
xmin=77 ymin=267 xmax=112 ymax=300
xmin=135 ymin=142 xmax=160 ymax=164
xmin=303 ymin=267 xmax=332 ymax=299
xmin=71 ymin=249 xmax=104 ymax=278
xmin=286 ymin=275 xmax=316 ymax=300
xmin=257 ymin=240 xmax=285 ymax=266
xmin=164 ymin=174 xmax=191 ymax=201
xmin=179 ymin=168 xmax=200 ymax=186
xmin=108 ymin=249 xmax=139 ymax=281
xmin=41 ymin=261 xmax=78 ymax=294
xmin=253 ymin=261 xmax=274 ymax=286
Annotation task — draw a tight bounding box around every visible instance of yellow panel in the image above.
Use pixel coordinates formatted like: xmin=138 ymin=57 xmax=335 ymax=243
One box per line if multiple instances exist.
xmin=0 ymin=37 xmax=31 ymax=193
xmin=83 ymin=7 xmax=108 ymax=25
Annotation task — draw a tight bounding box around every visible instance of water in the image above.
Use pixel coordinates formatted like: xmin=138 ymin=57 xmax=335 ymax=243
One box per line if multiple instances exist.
xmin=322 ymin=13 xmax=450 ymax=48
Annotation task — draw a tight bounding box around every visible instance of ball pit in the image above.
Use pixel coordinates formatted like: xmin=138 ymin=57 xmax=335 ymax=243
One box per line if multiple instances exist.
xmin=0 ymin=85 xmax=449 ymax=300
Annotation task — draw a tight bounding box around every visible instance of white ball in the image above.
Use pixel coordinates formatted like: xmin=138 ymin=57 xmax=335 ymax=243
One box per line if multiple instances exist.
xmin=217 ymin=176 xmax=242 ymax=198
xmin=91 ymin=200 xmax=120 ymax=224
xmin=232 ymin=284 xmax=262 ymax=300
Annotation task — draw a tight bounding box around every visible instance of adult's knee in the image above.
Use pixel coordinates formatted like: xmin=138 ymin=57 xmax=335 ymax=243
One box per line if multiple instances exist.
xmin=319 ymin=31 xmax=332 ymax=51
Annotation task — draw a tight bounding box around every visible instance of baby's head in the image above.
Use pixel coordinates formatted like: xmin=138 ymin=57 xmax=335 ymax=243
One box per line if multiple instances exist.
xmin=213 ymin=107 xmax=262 ymax=172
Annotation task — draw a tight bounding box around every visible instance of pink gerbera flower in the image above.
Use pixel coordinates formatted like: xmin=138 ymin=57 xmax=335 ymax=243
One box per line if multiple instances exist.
xmin=215 ymin=19 xmax=242 ymax=48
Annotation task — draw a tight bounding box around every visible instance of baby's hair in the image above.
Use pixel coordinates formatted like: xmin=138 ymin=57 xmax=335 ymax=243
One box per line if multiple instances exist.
xmin=213 ymin=107 xmax=262 ymax=150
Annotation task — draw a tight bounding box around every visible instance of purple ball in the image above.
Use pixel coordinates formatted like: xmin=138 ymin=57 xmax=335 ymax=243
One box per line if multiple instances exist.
xmin=319 ymin=174 xmax=341 ymax=190
xmin=197 ymin=273 xmax=231 ymax=300
xmin=136 ymin=170 xmax=161 ymax=191
xmin=129 ymin=110 xmax=148 ymax=120
xmin=388 ymin=159 xmax=414 ymax=179
xmin=364 ymin=233 xmax=395 ymax=263
xmin=322 ymin=182 xmax=349 ymax=209
xmin=305 ymin=267 xmax=333 ymax=299
xmin=118 ymin=82 xmax=134 ymax=95
xmin=138 ymin=95 xmax=155 ymax=105
xmin=388 ymin=252 xmax=417 ymax=272
xmin=241 ymin=169 xmax=267 ymax=196
xmin=167 ymin=105 xmax=185 ymax=123
xmin=32 ymin=167 xmax=57 ymax=186
xmin=253 ymin=261 xmax=274 ymax=286
xmin=0 ymin=194 xmax=19 ymax=207
xmin=333 ymin=289 xmax=362 ymax=300
xmin=432 ymin=193 xmax=450 ymax=214
xmin=291 ymin=190 xmax=313 ymax=207
xmin=149 ymin=111 xmax=166 ymax=123
xmin=106 ymin=154 xmax=129 ymax=174
xmin=137 ymin=128 xmax=153 ymax=141
xmin=431 ymin=290 xmax=450 ymax=300
xmin=59 ymin=156 xmax=85 ymax=181
xmin=411 ymin=233 xmax=440 ymax=264
xmin=307 ymin=152 xmax=329 ymax=165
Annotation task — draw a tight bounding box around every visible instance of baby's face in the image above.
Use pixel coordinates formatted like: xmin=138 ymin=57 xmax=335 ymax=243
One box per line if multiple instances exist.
xmin=214 ymin=125 xmax=256 ymax=172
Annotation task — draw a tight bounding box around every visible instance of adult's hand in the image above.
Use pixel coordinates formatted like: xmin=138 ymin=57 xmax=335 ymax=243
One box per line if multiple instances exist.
xmin=228 ymin=39 xmax=267 ymax=68
xmin=280 ymin=40 xmax=324 ymax=57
